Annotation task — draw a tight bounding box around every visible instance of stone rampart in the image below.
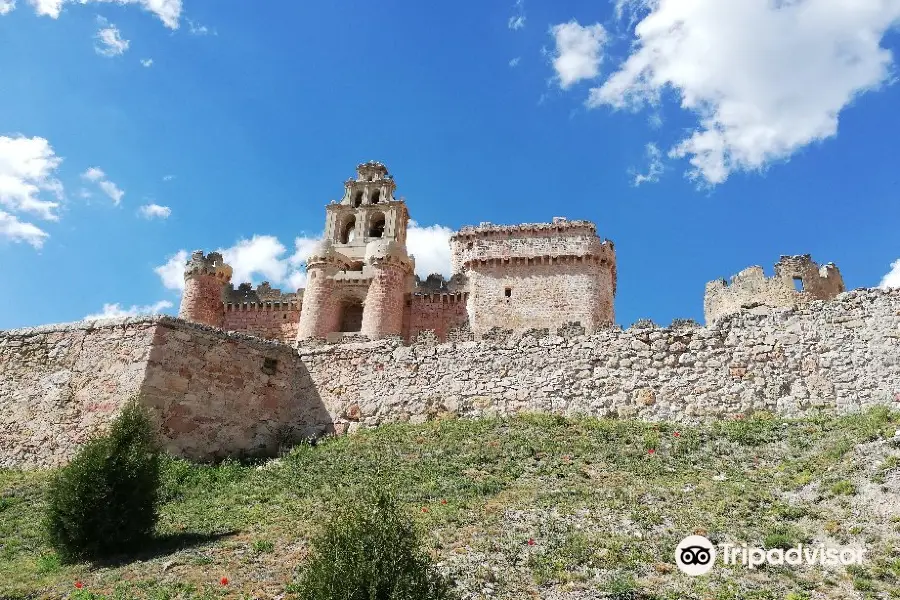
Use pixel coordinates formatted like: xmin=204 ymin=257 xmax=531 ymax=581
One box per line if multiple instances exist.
xmin=2 ymin=288 xmax=899 ymax=468
xmin=300 ymin=288 xmax=900 ymax=428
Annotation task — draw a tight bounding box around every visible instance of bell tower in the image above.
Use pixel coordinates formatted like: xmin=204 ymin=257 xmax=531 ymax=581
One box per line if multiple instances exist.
xmin=322 ymin=161 xmax=409 ymax=264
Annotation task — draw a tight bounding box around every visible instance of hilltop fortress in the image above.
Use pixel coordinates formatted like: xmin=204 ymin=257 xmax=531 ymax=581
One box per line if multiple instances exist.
xmin=1 ymin=162 xmax=898 ymax=468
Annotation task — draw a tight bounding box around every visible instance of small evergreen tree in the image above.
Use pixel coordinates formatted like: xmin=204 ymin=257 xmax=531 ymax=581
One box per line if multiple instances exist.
xmin=295 ymin=487 xmax=457 ymax=600
xmin=45 ymin=401 xmax=161 ymax=562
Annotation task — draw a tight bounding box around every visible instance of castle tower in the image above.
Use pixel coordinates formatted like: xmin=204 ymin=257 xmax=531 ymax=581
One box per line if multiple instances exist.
xmin=449 ymin=218 xmax=616 ymax=336
xmin=296 ymin=162 xmax=415 ymax=342
xmin=178 ymin=251 xmax=233 ymax=327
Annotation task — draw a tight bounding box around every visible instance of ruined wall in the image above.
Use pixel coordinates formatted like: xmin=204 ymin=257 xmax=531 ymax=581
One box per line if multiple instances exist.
xmin=300 ymin=288 xmax=900 ymax=430
xmin=465 ymin=258 xmax=615 ymax=335
xmin=705 ymin=255 xmax=845 ymax=324
xmin=0 ymin=317 xmax=332 ymax=468
xmin=403 ymin=293 xmax=470 ymax=342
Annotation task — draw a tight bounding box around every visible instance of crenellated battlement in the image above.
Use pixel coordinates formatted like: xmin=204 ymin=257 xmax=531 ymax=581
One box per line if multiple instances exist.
xmin=452 ymin=217 xmax=600 ymax=239
xmin=184 ymin=251 xmax=233 ymax=282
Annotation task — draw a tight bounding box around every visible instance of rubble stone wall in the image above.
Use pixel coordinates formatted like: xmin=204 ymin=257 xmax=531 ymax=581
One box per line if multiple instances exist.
xmin=223 ymin=306 xmax=301 ymax=343
xmin=0 ymin=317 xmax=331 ymax=468
xmin=403 ymin=294 xmax=470 ymax=342
xmin=300 ymin=288 xmax=900 ymax=430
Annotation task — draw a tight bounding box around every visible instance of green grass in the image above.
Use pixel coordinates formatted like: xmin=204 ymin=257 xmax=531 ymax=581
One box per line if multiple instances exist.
xmin=2 ymin=407 xmax=899 ymax=599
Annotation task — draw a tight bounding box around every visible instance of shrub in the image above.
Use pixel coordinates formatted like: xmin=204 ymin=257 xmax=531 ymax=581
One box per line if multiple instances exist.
xmin=45 ymin=401 xmax=161 ymax=562
xmin=294 ymin=487 xmax=457 ymax=600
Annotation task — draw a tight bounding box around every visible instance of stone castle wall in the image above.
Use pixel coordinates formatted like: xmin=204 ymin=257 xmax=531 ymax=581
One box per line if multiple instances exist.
xmin=223 ymin=305 xmax=300 ymax=343
xmin=0 ymin=317 xmax=331 ymax=468
xmin=403 ymin=293 xmax=470 ymax=342
xmin=2 ymin=289 xmax=899 ymax=468
xmin=705 ymin=255 xmax=845 ymax=324
xmin=300 ymin=288 xmax=900 ymax=428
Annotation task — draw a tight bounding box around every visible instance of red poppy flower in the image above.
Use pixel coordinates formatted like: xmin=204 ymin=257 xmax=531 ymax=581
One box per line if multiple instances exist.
xmin=648 ymin=448 xmax=656 ymax=455
xmin=527 ymin=538 xmax=535 ymax=546
xmin=75 ymin=581 xmax=83 ymax=589
xmin=673 ymin=432 xmax=681 ymax=437
xmin=422 ymin=507 xmax=429 ymax=513
xmin=220 ymin=577 xmax=229 ymax=586
xmin=441 ymin=499 xmax=447 ymax=505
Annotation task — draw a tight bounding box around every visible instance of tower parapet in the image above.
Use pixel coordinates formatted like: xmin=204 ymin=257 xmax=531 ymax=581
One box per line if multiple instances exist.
xmin=704 ymin=254 xmax=845 ymax=324
xmin=178 ymin=251 xmax=233 ymax=328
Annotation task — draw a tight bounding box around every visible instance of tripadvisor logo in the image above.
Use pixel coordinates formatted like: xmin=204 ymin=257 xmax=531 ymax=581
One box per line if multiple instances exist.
xmin=675 ymin=535 xmax=866 ymax=576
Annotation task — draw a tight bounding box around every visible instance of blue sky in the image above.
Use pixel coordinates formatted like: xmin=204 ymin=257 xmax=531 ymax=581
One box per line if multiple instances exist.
xmin=1 ymin=0 xmax=899 ymax=330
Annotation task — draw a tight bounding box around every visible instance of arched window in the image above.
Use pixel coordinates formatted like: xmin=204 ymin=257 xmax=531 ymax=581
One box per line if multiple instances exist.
xmin=339 ymin=299 xmax=364 ymax=332
xmin=370 ymin=189 xmax=381 ymax=204
xmin=339 ymin=216 xmax=356 ymax=244
xmin=352 ymin=191 xmax=364 ymax=207
xmin=368 ymin=212 xmax=386 ymax=238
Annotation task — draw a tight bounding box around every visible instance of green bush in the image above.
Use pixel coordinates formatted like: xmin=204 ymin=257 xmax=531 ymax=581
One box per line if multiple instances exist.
xmin=295 ymin=487 xmax=457 ymax=600
xmin=45 ymin=401 xmax=161 ymax=562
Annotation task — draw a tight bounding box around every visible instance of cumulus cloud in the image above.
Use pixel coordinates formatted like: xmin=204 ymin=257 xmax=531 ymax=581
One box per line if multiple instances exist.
xmin=406 ymin=221 xmax=453 ymax=278
xmin=139 ymin=203 xmax=171 ymax=219
xmin=81 ymin=167 xmax=124 ymax=205
xmin=0 ymin=135 xmax=63 ymax=221
xmin=881 ymin=259 xmax=900 ymax=289
xmin=19 ymin=0 xmax=182 ymax=29
xmin=154 ymin=234 xmax=323 ymax=294
xmin=509 ymin=57 xmax=521 ymax=68
xmin=140 ymin=58 xmax=153 ymax=67
xmin=0 ymin=135 xmax=64 ymax=247
xmin=0 ymin=210 xmax=49 ymax=248
xmin=155 ymin=249 xmax=188 ymax=291
xmin=550 ymin=21 xmax=608 ymax=89
xmin=84 ymin=299 xmax=173 ymax=320
xmin=94 ymin=18 xmax=129 ymax=56
xmin=0 ymin=1 xmax=15 ymax=16
xmin=632 ymin=142 xmax=665 ymax=186
xmin=589 ymin=0 xmax=900 ymax=185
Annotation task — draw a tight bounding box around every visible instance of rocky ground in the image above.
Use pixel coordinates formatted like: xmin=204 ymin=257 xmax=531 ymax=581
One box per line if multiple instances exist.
xmin=2 ymin=408 xmax=900 ymax=600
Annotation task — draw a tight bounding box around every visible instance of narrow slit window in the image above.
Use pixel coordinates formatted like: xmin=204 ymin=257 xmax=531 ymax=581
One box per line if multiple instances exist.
xmin=504 ymin=287 xmax=512 ymax=298
xmin=793 ymin=277 xmax=804 ymax=292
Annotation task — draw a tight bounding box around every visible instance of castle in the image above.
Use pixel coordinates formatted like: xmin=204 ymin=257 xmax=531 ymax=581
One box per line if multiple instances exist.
xmin=6 ymin=161 xmax=894 ymax=470
xmin=178 ymin=161 xmax=618 ymax=344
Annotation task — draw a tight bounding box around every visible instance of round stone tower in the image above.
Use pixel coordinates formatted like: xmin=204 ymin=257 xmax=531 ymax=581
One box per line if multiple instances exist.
xmin=296 ymin=241 xmax=347 ymax=340
xmin=178 ymin=251 xmax=233 ymax=328
xmin=361 ymin=239 xmax=414 ymax=338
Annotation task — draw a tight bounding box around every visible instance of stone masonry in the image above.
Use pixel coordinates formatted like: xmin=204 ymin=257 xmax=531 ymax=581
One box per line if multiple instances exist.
xmin=2 ymin=288 xmax=899 ymax=467
xmin=178 ymin=163 xmax=618 ymax=344
xmin=705 ymin=254 xmax=845 ymax=324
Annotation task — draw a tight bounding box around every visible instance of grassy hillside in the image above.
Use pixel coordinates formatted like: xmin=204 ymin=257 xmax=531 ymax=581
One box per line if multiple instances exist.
xmin=2 ymin=408 xmax=900 ymax=599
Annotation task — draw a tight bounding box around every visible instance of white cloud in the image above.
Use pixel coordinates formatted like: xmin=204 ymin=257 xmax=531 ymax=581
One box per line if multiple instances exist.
xmin=186 ymin=18 xmax=213 ymax=35
xmin=21 ymin=0 xmax=182 ymax=29
xmin=0 ymin=1 xmax=15 ymax=16
xmin=155 ymin=249 xmax=188 ymax=291
xmin=509 ymin=57 xmax=521 ymax=68
xmin=632 ymin=142 xmax=665 ymax=186
xmin=95 ymin=19 xmax=129 ymax=56
xmin=508 ymin=0 xmax=525 ymax=31
xmin=881 ymin=259 xmax=900 ymax=289
xmin=84 ymin=299 xmax=173 ymax=320
xmin=81 ymin=167 xmax=124 ymax=204
xmin=162 ymin=174 xmax=174 ymax=181
xmin=140 ymin=58 xmax=153 ymax=67
xmin=550 ymin=21 xmax=608 ymax=89
xmin=0 ymin=210 xmax=49 ymax=248
xmin=589 ymin=0 xmax=900 ymax=185
xmin=139 ymin=203 xmax=170 ymax=219
xmin=155 ymin=234 xmax=323 ymax=294
xmin=406 ymin=221 xmax=453 ymax=278
xmin=0 ymin=135 xmax=63 ymax=222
